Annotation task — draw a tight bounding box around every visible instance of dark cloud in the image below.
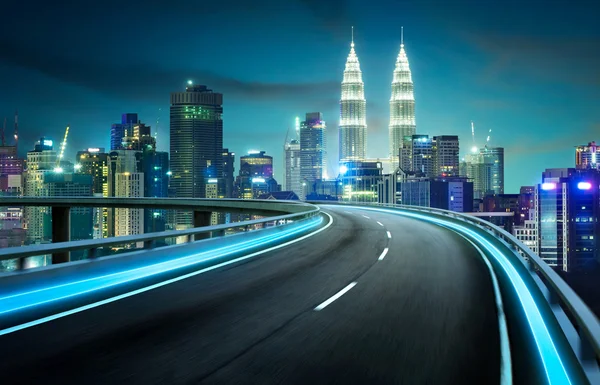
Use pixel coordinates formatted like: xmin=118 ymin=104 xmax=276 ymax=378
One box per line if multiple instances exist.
xmin=0 ymin=39 xmax=338 ymax=104
xmin=465 ymin=33 xmax=600 ymax=91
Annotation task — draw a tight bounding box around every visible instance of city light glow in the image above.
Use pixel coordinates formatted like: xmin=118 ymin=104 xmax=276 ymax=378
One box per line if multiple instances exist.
xmin=53 ymin=167 xmax=63 ymax=173
xmin=207 ymin=178 xmax=218 ymax=183
xmin=541 ymin=183 xmax=556 ymax=190
xmin=74 ymin=164 xmax=82 ymax=170
xmin=339 ymin=165 xmax=348 ymax=175
xmin=471 ymin=146 xmax=478 ymax=153
xmin=251 ymin=177 xmax=266 ymax=183
xmin=577 ymin=181 xmax=592 ymax=190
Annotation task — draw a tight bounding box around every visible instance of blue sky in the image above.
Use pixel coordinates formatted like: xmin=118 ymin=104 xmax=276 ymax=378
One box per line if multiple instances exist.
xmin=0 ymin=0 xmax=598 ymax=192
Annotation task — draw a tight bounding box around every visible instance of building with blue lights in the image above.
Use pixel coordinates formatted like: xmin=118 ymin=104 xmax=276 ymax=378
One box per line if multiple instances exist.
xmin=111 ymin=113 xmax=138 ymax=151
xmin=170 ymin=84 xmax=223 ymax=227
xmin=300 ymin=113 xmax=327 ymax=187
xmin=536 ymin=168 xmax=600 ymax=272
xmin=140 ymin=149 xmax=169 ymax=233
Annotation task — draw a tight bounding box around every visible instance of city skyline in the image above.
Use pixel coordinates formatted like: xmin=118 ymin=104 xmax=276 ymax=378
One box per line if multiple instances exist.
xmin=0 ymin=1 xmax=598 ymax=193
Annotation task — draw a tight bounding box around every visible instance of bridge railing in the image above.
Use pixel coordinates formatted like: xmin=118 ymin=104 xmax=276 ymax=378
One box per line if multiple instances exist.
xmin=313 ymin=200 xmax=600 ymax=383
xmin=0 ymin=199 xmax=320 ymax=271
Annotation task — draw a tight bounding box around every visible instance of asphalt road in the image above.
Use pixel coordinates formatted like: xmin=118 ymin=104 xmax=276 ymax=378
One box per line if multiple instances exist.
xmin=0 ymin=205 xmax=500 ymax=384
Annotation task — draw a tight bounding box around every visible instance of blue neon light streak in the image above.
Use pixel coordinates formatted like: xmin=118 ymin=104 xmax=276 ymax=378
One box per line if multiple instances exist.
xmin=341 ymin=206 xmax=571 ymax=385
xmin=0 ymin=217 xmax=322 ymax=317
xmin=0 ymin=213 xmax=333 ymax=337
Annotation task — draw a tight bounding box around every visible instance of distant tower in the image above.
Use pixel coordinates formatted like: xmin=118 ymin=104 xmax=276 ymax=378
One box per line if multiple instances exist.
xmin=339 ymin=27 xmax=367 ymax=163
xmin=301 ymin=112 xmax=327 ymax=189
xmin=389 ymin=27 xmax=416 ymax=170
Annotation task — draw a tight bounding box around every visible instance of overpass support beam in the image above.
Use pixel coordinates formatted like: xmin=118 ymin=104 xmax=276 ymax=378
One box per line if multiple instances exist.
xmin=193 ymin=210 xmax=212 ymax=241
xmin=52 ymin=206 xmax=70 ymax=264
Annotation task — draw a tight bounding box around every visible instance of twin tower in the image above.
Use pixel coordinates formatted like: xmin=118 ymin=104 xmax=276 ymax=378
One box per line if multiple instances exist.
xmin=339 ymin=27 xmax=416 ymax=169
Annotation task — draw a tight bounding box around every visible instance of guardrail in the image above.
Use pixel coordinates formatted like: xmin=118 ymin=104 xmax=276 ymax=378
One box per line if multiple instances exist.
xmin=0 ymin=199 xmax=320 ymax=271
xmin=313 ymin=201 xmax=600 ymax=383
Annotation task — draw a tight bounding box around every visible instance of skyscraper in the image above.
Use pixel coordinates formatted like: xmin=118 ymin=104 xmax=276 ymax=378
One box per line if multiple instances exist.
xmin=76 ymin=148 xmax=109 ymax=239
xmin=399 ymin=135 xmax=434 ymax=177
xmin=140 ymin=149 xmax=169 ymax=233
xmin=25 ymin=138 xmax=57 ymax=243
xmin=339 ymin=29 xmax=367 ymax=162
xmin=389 ymin=28 xmax=416 ymax=170
xmin=111 ymin=113 xmax=138 ymax=151
xmin=284 ymin=139 xmax=302 ymax=197
xmin=170 ymin=83 xmax=223 ymax=227
xmin=300 ymin=112 xmax=327 ymax=191
xmin=462 ymin=146 xmax=505 ymax=198
xmin=432 ymin=135 xmax=459 ymax=177
xmin=222 ymin=149 xmax=235 ymax=198
xmin=107 ymin=150 xmax=140 ymax=237
xmin=536 ymin=168 xmax=600 ymax=272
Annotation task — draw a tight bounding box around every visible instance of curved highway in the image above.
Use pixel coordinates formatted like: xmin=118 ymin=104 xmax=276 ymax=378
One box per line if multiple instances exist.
xmin=0 ymin=205 xmax=501 ymax=384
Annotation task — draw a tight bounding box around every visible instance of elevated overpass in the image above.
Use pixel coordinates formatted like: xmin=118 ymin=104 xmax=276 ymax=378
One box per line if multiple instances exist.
xmin=0 ymin=198 xmax=598 ymax=384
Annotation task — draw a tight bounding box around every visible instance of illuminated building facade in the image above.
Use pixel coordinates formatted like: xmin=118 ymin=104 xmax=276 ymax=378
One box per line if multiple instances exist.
xmin=462 ymin=146 xmax=505 ymax=199
xmin=114 ymin=172 xmax=144 ymax=237
xmin=284 ymin=139 xmax=302 ymax=198
xmin=536 ymin=168 xmax=600 ymax=272
xmin=76 ymin=148 xmax=109 ymax=238
xmin=300 ymin=113 xmax=327 ymax=188
xmin=432 ymin=136 xmax=459 ymax=177
xmin=24 ymin=138 xmax=57 ymax=244
xmin=389 ymin=31 xmax=416 ymax=170
xmin=140 ymin=150 xmax=169 ymax=233
xmin=339 ymin=34 xmax=367 ymax=162
xmin=111 ymin=113 xmax=138 ymax=151
xmin=235 ymin=150 xmax=279 ymax=200
xmin=170 ymin=84 xmax=223 ymax=227
xmin=399 ymin=135 xmax=434 ymax=177
xmin=575 ymin=141 xmax=600 ymax=170
xmin=339 ymin=161 xmax=382 ymax=203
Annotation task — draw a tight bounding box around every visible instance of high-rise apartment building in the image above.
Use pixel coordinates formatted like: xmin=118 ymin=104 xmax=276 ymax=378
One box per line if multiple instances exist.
xmin=24 ymin=138 xmax=57 ymax=243
xmin=339 ymin=33 xmax=367 ymax=162
xmin=114 ymin=172 xmax=144 ymax=237
xmin=76 ymin=148 xmax=108 ymax=196
xmin=300 ymin=113 xmax=327 ymax=189
xmin=284 ymin=139 xmax=302 ymax=198
xmin=389 ymin=30 xmax=416 ymax=169
xmin=170 ymin=84 xmax=223 ymax=227
xmin=107 ymin=150 xmax=140 ymax=236
xmin=432 ymin=136 xmax=459 ymax=177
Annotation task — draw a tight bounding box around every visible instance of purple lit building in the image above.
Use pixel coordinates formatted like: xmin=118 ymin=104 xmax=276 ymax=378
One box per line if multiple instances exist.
xmin=536 ymin=168 xmax=600 ymax=272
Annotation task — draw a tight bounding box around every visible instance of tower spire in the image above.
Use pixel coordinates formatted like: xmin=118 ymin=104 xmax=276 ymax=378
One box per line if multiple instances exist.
xmin=351 ymin=26 xmax=354 ymax=47
xmin=401 ymin=26 xmax=404 ymax=47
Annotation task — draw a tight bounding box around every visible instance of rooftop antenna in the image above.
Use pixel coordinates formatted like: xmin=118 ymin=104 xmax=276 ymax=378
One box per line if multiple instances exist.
xmin=471 ymin=121 xmax=475 ymax=146
xmin=1 ymin=118 xmax=5 ymax=146
xmin=486 ymin=128 xmax=492 ymax=146
xmin=401 ymin=26 xmax=404 ymax=47
xmin=295 ymin=116 xmax=300 ymax=140
xmin=155 ymin=108 xmax=161 ymax=140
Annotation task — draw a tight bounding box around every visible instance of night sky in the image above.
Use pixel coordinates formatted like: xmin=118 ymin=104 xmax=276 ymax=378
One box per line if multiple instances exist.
xmin=0 ymin=0 xmax=598 ymax=192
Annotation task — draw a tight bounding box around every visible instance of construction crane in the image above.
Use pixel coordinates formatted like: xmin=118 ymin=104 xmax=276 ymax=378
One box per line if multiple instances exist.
xmin=470 ymin=121 xmax=478 ymax=153
xmin=55 ymin=125 xmax=70 ymax=169
xmin=14 ymin=110 xmax=18 ymax=151
xmin=486 ymin=128 xmax=492 ymax=146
